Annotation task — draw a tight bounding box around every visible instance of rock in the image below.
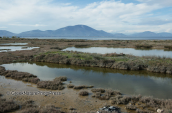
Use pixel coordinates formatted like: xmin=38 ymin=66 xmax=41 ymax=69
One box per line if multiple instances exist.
xmin=98 ymin=106 xmax=119 ymax=112
xmin=157 ymin=109 xmax=164 ymax=113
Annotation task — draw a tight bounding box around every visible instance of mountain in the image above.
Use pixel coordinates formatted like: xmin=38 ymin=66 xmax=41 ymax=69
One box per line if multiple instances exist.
xmin=17 ymin=25 xmax=113 ymax=37
xmin=158 ymin=32 xmax=172 ymax=37
xmin=0 ymin=30 xmax=16 ymax=36
xmin=112 ymin=33 xmax=127 ymax=37
xmin=18 ymin=30 xmax=48 ymax=37
xmin=0 ymin=25 xmax=172 ymax=37
xmin=131 ymin=31 xmax=172 ymax=37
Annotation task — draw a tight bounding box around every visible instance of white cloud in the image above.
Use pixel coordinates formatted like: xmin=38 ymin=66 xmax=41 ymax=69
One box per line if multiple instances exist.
xmin=0 ymin=27 xmax=7 ymax=28
xmin=9 ymin=23 xmax=47 ymax=27
xmin=0 ymin=0 xmax=171 ymax=33
xmin=137 ymin=0 xmax=172 ymax=7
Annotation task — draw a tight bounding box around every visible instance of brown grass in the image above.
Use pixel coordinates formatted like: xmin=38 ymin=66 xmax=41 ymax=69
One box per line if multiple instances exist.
xmin=73 ymin=85 xmax=94 ymax=90
xmin=67 ymin=84 xmax=74 ymax=88
xmin=0 ymin=98 xmax=20 ymax=112
xmin=91 ymin=88 xmax=105 ymax=93
xmin=37 ymin=77 xmax=66 ymax=90
xmin=135 ymin=44 xmax=153 ymax=49
xmin=79 ymin=91 xmax=89 ymax=96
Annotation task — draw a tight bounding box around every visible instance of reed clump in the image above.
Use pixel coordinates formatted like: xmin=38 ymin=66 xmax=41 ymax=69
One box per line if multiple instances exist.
xmin=135 ymin=44 xmax=153 ymax=49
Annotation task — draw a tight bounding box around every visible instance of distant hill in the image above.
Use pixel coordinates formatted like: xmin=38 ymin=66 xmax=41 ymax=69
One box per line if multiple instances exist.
xmin=0 ymin=25 xmax=172 ymax=37
xmin=112 ymin=33 xmax=127 ymax=37
xmin=130 ymin=31 xmax=172 ymax=37
xmin=0 ymin=30 xmax=16 ymax=36
xmin=17 ymin=25 xmax=113 ymax=37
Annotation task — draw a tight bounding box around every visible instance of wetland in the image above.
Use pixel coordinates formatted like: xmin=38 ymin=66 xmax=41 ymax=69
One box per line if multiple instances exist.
xmin=0 ymin=38 xmax=172 ymax=113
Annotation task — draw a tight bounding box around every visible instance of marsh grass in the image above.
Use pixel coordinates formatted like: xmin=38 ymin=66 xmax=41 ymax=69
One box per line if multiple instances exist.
xmin=164 ymin=46 xmax=172 ymax=49
xmin=79 ymin=91 xmax=89 ymax=96
xmin=0 ymin=98 xmax=20 ymax=113
xmin=135 ymin=44 xmax=153 ymax=49
xmin=37 ymin=77 xmax=67 ymax=90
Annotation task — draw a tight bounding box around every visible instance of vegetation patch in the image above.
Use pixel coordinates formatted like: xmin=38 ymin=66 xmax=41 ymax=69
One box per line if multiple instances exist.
xmin=125 ymin=105 xmax=137 ymax=110
xmin=50 ymin=47 xmax=63 ymax=50
xmin=92 ymin=89 xmax=122 ymax=100
xmin=74 ymin=44 xmax=91 ymax=48
xmin=67 ymin=84 xmax=74 ymax=88
xmin=164 ymin=46 xmax=172 ymax=49
xmin=91 ymin=89 xmax=105 ymax=93
xmin=79 ymin=91 xmax=89 ymax=96
xmin=73 ymin=85 xmax=94 ymax=90
xmin=135 ymin=44 xmax=153 ymax=49
xmin=0 ymin=98 xmax=20 ymax=113
xmin=37 ymin=77 xmax=67 ymax=90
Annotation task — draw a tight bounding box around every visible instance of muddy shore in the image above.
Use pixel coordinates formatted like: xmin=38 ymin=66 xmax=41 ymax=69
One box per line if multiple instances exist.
xmin=0 ymin=38 xmax=172 ymax=112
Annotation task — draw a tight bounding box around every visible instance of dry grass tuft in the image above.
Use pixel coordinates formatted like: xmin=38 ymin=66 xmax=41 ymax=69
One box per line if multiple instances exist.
xmin=79 ymin=91 xmax=89 ymax=96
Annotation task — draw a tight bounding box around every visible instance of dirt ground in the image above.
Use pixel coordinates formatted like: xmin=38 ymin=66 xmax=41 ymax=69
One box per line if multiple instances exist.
xmin=0 ymin=76 xmax=129 ymax=113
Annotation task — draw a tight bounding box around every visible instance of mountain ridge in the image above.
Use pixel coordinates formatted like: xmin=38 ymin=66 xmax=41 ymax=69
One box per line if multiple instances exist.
xmin=0 ymin=25 xmax=172 ymax=37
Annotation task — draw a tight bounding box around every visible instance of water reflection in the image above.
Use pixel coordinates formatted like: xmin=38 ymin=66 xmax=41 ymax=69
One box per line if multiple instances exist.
xmin=0 ymin=46 xmax=39 ymax=52
xmin=0 ymin=43 xmax=28 ymax=45
xmin=1 ymin=62 xmax=172 ymax=99
xmin=63 ymin=47 xmax=172 ymax=58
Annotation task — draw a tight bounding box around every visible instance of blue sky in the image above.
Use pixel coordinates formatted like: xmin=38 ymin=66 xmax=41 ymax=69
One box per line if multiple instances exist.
xmin=0 ymin=0 xmax=172 ymax=34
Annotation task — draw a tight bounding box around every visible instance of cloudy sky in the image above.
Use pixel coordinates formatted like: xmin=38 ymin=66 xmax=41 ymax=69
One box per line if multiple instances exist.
xmin=0 ymin=0 xmax=172 ymax=34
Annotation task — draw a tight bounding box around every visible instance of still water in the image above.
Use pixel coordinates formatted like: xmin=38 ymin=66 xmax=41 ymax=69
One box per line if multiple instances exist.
xmin=0 ymin=43 xmax=28 ymax=45
xmin=0 ymin=43 xmax=38 ymax=52
xmin=63 ymin=47 xmax=172 ymax=58
xmin=0 ymin=46 xmax=39 ymax=52
xmin=1 ymin=62 xmax=172 ymax=99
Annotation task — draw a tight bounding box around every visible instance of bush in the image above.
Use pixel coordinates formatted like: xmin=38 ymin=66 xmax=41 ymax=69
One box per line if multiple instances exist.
xmin=110 ymin=95 xmax=140 ymax=105
xmin=22 ymin=78 xmax=40 ymax=84
xmin=91 ymin=88 xmax=105 ymax=93
xmin=92 ymin=92 xmax=101 ymax=98
xmin=54 ymin=76 xmax=67 ymax=81
xmin=125 ymin=105 xmax=137 ymax=110
xmin=74 ymin=44 xmax=90 ymax=48
xmin=164 ymin=46 xmax=172 ymax=49
xmin=50 ymin=47 xmax=62 ymax=50
xmin=37 ymin=77 xmax=66 ymax=90
xmin=67 ymin=84 xmax=74 ymax=88
xmin=136 ymin=109 xmax=153 ymax=113
xmin=0 ymin=99 xmax=20 ymax=112
xmin=40 ymin=105 xmax=62 ymax=113
xmin=135 ymin=44 xmax=152 ymax=49
xmin=79 ymin=91 xmax=89 ymax=96
xmin=73 ymin=85 xmax=94 ymax=90
xmin=22 ymin=108 xmax=39 ymax=113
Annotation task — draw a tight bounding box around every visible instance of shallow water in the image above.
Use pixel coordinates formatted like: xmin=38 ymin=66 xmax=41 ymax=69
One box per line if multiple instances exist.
xmin=1 ymin=62 xmax=172 ymax=99
xmin=0 ymin=46 xmax=39 ymax=52
xmin=63 ymin=47 xmax=172 ymax=58
xmin=0 ymin=43 xmax=28 ymax=45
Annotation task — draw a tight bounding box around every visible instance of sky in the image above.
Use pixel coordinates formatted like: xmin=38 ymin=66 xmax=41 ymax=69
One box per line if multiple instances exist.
xmin=0 ymin=0 xmax=172 ymax=34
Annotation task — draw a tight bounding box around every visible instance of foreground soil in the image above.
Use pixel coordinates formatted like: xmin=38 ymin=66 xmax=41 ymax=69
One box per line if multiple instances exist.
xmin=0 ymin=76 xmax=127 ymax=113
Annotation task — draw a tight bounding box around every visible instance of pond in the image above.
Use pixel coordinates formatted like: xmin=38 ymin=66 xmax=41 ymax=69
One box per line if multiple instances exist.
xmin=0 ymin=43 xmax=28 ymax=45
xmin=1 ymin=62 xmax=172 ymax=99
xmin=63 ymin=47 xmax=172 ymax=58
xmin=0 ymin=46 xmax=39 ymax=52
